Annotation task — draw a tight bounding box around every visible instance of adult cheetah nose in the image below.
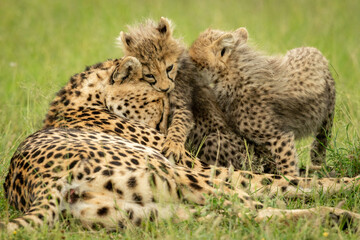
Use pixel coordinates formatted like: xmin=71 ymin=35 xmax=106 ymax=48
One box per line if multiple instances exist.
xmin=65 ymin=188 xmax=80 ymax=204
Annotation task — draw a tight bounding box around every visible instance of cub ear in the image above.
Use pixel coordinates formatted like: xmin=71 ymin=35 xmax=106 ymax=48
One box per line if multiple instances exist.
xmin=213 ymin=33 xmax=235 ymax=57
xmin=111 ymin=57 xmax=142 ymax=84
xmin=119 ymin=31 xmax=133 ymax=49
xmin=214 ymin=33 xmax=235 ymax=48
xmin=157 ymin=17 xmax=172 ymax=38
xmin=234 ymin=27 xmax=248 ymax=44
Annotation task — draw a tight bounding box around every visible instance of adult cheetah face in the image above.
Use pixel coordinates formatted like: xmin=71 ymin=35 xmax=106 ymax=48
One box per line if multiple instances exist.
xmin=118 ymin=17 xmax=184 ymax=94
xmin=189 ymin=27 xmax=248 ymax=73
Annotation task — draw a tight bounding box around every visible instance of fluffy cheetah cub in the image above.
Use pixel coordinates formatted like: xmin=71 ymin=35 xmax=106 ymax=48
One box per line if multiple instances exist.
xmin=118 ymin=18 xmax=275 ymax=170
xmin=118 ymin=17 xmax=191 ymax=161
xmin=189 ymin=28 xmax=335 ymax=176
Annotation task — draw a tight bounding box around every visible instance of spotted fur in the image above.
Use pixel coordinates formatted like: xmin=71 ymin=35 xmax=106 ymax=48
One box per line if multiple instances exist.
xmin=2 ymin=30 xmax=357 ymax=233
xmin=119 ymin=17 xmax=276 ymax=172
xmin=189 ymin=27 xmax=336 ymax=176
xmin=44 ymin=56 xmax=169 ymax=134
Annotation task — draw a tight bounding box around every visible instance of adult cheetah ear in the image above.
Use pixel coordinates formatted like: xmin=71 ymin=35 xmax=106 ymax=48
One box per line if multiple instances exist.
xmin=234 ymin=27 xmax=248 ymax=44
xmin=157 ymin=17 xmax=173 ymax=38
xmin=112 ymin=57 xmax=142 ymax=84
xmin=119 ymin=31 xmax=133 ymax=50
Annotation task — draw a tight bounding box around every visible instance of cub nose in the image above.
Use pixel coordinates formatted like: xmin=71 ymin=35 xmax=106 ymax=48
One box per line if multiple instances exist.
xmin=159 ymin=87 xmax=170 ymax=93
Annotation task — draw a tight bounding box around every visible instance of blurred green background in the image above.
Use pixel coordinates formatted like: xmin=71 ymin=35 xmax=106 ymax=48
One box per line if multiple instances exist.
xmin=1 ymin=0 xmax=360 ymax=239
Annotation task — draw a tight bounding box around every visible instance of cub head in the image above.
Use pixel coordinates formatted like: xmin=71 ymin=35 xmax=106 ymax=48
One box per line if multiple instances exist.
xmin=189 ymin=27 xmax=248 ymax=72
xmin=118 ymin=17 xmax=184 ymax=93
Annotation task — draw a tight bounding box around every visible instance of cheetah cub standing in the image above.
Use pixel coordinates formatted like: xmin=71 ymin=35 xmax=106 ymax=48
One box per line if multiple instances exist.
xmin=189 ymin=28 xmax=335 ymax=176
xmin=118 ymin=18 xmax=188 ymax=161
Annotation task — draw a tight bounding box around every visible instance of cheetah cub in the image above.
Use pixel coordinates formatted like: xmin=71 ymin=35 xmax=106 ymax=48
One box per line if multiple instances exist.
xmin=189 ymin=28 xmax=335 ymax=176
xmin=118 ymin=18 xmax=276 ymax=171
xmin=118 ymin=17 xmax=191 ymax=161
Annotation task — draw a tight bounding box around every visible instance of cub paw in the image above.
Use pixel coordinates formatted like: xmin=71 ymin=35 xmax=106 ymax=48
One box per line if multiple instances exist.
xmin=161 ymin=138 xmax=186 ymax=163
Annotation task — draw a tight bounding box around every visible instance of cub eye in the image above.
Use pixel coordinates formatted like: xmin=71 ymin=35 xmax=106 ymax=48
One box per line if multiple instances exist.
xmin=166 ymin=65 xmax=173 ymax=72
xmin=221 ymin=48 xmax=226 ymax=57
xmin=144 ymin=74 xmax=155 ymax=79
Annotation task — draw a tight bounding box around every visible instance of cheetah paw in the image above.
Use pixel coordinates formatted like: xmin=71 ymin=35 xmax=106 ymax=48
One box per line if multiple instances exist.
xmin=161 ymin=138 xmax=186 ymax=163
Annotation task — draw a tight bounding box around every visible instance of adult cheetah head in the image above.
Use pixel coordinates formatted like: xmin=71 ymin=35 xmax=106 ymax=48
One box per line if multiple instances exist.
xmin=44 ymin=56 xmax=143 ymax=126
xmin=118 ymin=17 xmax=184 ymax=93
xmin=108 ymin=56 xmax=142 ymax=86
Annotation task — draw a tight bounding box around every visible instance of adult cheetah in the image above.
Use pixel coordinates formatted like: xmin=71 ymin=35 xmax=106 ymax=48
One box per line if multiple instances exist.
xmin=2 ymin=52 xmax=358 ymax=232
xmin=44 ymin=56 xmax=169 ymax=134
xmin=119 ymin=17 xmax=275 ymax=172
xmin=189 ymin=27 xmax=336 ymax=176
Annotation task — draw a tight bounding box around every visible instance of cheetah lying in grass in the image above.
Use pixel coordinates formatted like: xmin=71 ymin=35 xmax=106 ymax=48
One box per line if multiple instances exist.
xmin=2 ymin=35 xmax=359 ymax=233
xmin=44 ymin=56 xmax=169 ymax=134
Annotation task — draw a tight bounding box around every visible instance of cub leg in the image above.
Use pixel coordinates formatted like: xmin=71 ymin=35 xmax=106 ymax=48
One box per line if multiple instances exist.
xmin=264 ymin=132 xmax=298 ymax=176
xmin=310 ymin=115 xmax=333 ymax=167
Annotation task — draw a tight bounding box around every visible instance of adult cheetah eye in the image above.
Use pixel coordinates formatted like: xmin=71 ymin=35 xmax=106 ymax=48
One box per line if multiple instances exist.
xmin=166 ymin=65 xmax=173 ymax=73
xmin=144 ymin=74 xmax=154 ymax=79
xmin=221 ymin=48 xmax=226 ymax=57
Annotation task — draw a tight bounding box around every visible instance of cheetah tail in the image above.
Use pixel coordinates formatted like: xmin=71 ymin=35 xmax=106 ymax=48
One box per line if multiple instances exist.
xmin=1 ymin=189 xmax=63 ymax=233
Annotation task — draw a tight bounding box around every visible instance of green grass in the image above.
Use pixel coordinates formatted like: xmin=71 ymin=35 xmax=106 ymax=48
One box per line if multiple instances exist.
xmin=1 ymin=0 xmax=360 ymax=239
